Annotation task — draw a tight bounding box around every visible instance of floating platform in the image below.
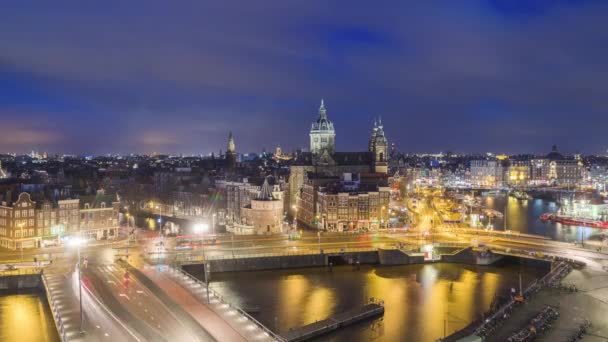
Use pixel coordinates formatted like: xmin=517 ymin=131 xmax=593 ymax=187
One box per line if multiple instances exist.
xmin=282 ymin=301 xmax=384 ymax=342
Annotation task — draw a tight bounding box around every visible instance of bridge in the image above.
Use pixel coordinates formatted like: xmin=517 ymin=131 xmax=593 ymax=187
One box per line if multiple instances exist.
xmin=2 ymin=226 xmax=607 ymax=342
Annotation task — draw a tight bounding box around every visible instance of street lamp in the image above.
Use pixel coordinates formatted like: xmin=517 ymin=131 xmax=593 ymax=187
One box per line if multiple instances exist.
xmin=67 ymin=236 xmax=85 ymax=332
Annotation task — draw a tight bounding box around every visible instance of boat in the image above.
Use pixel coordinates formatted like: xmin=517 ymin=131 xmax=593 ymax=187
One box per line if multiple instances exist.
xmin=539 ymin=213 xmax=608 ymax=228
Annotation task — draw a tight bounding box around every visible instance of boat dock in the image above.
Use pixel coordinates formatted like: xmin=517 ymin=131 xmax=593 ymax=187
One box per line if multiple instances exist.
xmin=282 ymin=300 xmax=384 ymax=342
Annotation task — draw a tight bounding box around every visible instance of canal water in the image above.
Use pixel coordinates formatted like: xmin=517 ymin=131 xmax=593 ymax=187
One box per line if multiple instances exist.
xmin=479 ymin=194 xmax=604 ymax=243
xmin=0 ymin=290 xmax=60 ymax=342
xmin=211 ymin=263 xmax=543 ymax=342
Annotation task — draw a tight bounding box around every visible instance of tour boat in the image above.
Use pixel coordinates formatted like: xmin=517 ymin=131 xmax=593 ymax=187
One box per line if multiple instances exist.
xmin=539 ymin=213 xmax=608 ymax=229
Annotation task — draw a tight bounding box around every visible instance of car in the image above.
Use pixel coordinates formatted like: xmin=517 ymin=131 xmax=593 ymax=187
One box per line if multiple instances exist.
xmin=5 ymin=264 xmax=17 ymax=271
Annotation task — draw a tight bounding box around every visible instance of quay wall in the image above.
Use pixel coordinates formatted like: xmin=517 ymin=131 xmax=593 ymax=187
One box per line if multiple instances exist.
xmin=0 ymin=274 xmax=41 ymax=290
xmin=182 ymin=247 xmax=533 ymax=274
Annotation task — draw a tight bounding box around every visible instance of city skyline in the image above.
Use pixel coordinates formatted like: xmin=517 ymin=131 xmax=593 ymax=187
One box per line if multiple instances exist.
xmin=3 ymin=1 xmax=608 ymax=155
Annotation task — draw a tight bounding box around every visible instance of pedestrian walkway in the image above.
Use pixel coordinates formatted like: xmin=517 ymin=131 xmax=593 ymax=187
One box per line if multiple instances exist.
xmin=138 ymin=263 xmax=280 ymax=342
xmin=43 ymin=268 xmax=142 ymax=342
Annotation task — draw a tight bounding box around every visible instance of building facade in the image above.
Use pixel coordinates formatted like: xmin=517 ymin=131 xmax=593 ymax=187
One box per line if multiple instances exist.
xmin=288 ymin=100 xmax=389 ymax=220
xmin=309 ymin=99 xmax=336 ymax=155
xmin=470 ymin=160 xmax=505 ymax=188
xmin=303 ymin=173 xmax=390 ymax=231
xmin=0 ymin=191 xmax=120 ymax=250
xmin=239 ymin=178 xmax=284 ymax=235
xmin=530 ymin=146 xmax=583 ymax=185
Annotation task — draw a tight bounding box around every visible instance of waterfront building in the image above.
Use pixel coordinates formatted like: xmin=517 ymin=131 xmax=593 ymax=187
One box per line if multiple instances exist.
xmin=530 ymin=145 xmax=583 ymax=185
xmin=470 ymin=159 xmax=505 ymax=188
xmin=315 ymin=173 xmax=390 ymax=231
xmin=507 ymin=160 xmax=530 ymax=186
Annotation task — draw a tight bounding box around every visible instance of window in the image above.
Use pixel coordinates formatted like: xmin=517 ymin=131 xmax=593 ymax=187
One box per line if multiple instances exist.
xmin=29 ymin=209 xmax=34 ymax=216
xmin=15 ymin=211 xmax=20 ymax=218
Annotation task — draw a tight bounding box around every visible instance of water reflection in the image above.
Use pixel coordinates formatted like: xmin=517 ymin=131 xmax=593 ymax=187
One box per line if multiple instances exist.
xmin=480 ymin=195 xmax=603 ymax=242
xmin=211 ymin=263 xmax=542 ymax=342
xmin=0 ymin=292 xmax=60 ymax=342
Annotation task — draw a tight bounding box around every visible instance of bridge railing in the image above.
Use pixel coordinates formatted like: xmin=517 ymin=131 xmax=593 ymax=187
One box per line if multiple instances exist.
xmin=0 ymin=267 xmax=43 ymax=276
xmin=41 ymin=274 xmax=69 ymax=342
xmin=471 ymin=261 xmax=572 ymax=338
xmin=148 ymin=246 xmax=380 ymax=264
xmin=170 ymin=266 xmax=286 ymax=342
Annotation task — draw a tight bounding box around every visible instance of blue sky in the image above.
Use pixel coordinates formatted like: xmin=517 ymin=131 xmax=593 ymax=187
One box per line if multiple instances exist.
xmin=1 ymin=0 xmax=607 ymax=155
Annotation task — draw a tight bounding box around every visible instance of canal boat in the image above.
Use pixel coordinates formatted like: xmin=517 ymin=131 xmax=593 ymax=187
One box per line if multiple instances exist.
xmin=539 ymin=213 xmax=608 ymax=228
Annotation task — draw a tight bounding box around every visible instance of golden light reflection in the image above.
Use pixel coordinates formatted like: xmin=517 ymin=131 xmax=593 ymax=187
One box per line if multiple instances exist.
xmin=0 ymin=294 xmax=58 ymax=342
xmin=279 ymin=274 xmax=310 ymax=328
xmin=304 ymin=287 xmax=334 ymax=323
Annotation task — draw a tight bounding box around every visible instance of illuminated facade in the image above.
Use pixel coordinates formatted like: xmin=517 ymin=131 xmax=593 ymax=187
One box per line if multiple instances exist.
xmin=309 ymin=99 xmax=336 ymax=155
xmin=0 ymin=191 xmax=119 ymax=249
xmin=237 ymin=178 xmax=284 ymax=235
xmin=288 ymin=100 xmax=390 ymax=220
xmin=530 ymin=145 xmax=583 ymax=185
xmin=470 ymin=160 xmax=505 ymax=187
xmin=298 ymin=173 xmax=389 ymax=231
xmin=507 ymin=161 xmax=530 ymax=186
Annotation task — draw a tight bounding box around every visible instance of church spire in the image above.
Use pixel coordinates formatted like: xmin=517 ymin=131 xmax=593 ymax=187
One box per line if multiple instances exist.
xmin=319 ymin=99 xmax=327 ymax=119
xmin=228 ymin=131 xmax=235 ymax=153
xmin=257 ymin=177 xmax=274 ymax=201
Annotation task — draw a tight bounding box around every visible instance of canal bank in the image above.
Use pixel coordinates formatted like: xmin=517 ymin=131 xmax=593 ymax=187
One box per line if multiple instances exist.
xmin=201 ymin=260 xmax=547 ymax=342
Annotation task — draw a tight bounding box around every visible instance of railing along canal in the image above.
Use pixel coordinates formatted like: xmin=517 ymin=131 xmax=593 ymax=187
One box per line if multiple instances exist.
xmin=41 ymin=274 xmax=69 ymax=342
xmin=171 ymin=266 xmax=286 ymax=342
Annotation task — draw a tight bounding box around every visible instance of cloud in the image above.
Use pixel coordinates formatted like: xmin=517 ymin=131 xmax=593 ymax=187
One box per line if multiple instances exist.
xmin=1 ymin=1 xmax=608 ymax=154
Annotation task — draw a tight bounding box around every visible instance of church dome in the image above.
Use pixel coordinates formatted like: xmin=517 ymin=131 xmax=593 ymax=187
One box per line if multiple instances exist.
xmin=311 ymin=99 xmax=335 ymax=132
xmin=546 ymin=145 xmax=564 ymax=160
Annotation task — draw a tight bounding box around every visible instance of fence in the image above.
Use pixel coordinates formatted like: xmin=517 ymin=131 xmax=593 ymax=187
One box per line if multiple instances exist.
xmin=171 ymin=266 xmax=286 ymax=342
xmin=148 ymin=246 xmax=380 ymax=264
xmin=0 ymin=267 xmax=43 ymax=276
xmin=41 ymin=274 xmax=69 ymax=342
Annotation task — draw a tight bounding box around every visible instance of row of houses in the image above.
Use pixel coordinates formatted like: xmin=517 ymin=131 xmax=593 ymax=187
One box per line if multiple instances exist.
xmin=0 ymin=191 xmax=120 ymax=249
xmin=470 ymin=146 xmax=584 ymax=188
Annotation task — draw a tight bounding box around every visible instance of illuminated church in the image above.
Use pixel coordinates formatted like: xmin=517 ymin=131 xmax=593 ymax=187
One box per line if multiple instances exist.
xmin=288 ymin=100 xmax=389 ymax=218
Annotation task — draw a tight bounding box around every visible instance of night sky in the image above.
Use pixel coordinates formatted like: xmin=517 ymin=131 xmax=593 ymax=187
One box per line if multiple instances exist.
xmin=2 ymin=1 xmax=608 ymax=155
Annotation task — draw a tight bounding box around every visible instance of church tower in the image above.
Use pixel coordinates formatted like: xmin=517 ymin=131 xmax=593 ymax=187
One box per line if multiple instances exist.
xmin=309 ymin=99 xmax=336 ymax=155
xmin=369 ymin=118 xmax=388 ymax=173
xmin=225 ymin=131 xmax=236 ymax=169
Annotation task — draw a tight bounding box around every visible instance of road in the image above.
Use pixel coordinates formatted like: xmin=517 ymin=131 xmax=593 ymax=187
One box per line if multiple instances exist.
xmin=85 ymin=261 xmax=213 ymax=341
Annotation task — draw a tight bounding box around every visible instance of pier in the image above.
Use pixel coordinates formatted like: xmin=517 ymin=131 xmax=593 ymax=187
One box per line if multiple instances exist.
xmin=282 ymin=300 xmax=384 ymax=342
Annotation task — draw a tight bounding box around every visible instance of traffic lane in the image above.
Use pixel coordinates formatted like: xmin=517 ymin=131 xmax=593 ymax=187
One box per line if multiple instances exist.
xmin=62 ymin=270 xmax=143 ymax=342
xmin=489 ymin=240 xmax=608 ymax=260
xmin=85 ymin=266 xmax=168 ymax=342
xmin=101 ymin=263 xmax=205 ymax=342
